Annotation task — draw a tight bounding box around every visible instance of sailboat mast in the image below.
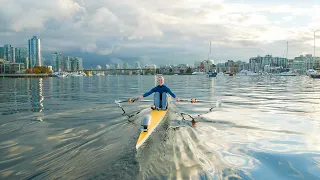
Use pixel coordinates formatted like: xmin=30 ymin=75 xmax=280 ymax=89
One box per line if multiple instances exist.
xmin=286 ymin=41 xmax=288 ymax=68
xmin=208 ymin=41 xmax=211 ymax=61
xmin=314 ymin=31 xmax=315 ymax=69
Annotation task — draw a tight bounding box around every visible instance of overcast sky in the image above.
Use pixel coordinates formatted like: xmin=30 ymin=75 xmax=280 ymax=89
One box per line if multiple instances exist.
xmin=0 ymin=0 xmax=320 ymax=68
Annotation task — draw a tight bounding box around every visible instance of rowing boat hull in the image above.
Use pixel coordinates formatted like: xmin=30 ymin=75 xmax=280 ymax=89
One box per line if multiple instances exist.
xmin=136 ymin=110 xmax=167 ymax=149
xmin=136 ymin=96 xmax=171 ymax=149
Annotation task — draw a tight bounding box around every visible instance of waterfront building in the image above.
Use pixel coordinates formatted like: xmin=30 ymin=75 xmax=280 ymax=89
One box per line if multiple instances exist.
xmin=51 ymin=53 xmax=63 ymax=72
xmin=15 ymin=47 xmax=28 ymax=67
xmin=249 ymin=56 xmax=263 ymax=72
xmin=115 ymin=63 xmax=120 ymax=69
xmin=314 ymin=57 xmax=320 ymax=69
xmin=292 ymin=54 xmax=320 ymax=72
xmin=0 ymin=47 xmax=4 ymax=59
xmin=70 ymin=57 xmax=83 ymax=71
xmin=203 ymin=60 xmax=214 ymax=73
xmin=134 ymin=61 xmax=141 ymax=69
xmin=144 ymin=64 xmax=156 ymax=74
xmin=0 ymin=60 xmax=25 ymax=73
xmin=28 ymin=36 xmax=41 ymax=68
xmin=3 ymin=44 xmax=15 ymax=62
xmin=123 ymin=63 xmax=129 ymax=69
xmin=216 ymin=63 xmax=227 ymax=73
xmin=48 ymin=66 xmax=53 ymax=72
xmin=63 ymin=56 xmax=71 ymax=71
xmin=144 ymin=64 xmax=156 ymax=69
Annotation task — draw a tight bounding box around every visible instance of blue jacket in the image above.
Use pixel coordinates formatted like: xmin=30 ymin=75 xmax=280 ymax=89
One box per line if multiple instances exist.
xmin=143 ymin=85 xmax=176 ymax=98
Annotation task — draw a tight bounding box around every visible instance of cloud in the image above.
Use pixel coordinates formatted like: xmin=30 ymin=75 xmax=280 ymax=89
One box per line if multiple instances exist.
xmin=0 ymin=0 xmax=319 ymax=67
xmin=282 ymin=16 xmax=294 ymax=21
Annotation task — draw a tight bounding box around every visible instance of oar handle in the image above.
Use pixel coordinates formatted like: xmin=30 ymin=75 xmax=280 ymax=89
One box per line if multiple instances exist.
xmin=178 ymin=99 xmax=215 ymax=103
xmin=179 ymin=98 xmax=198 ymax=103
xmin=127 ymin=98 xmax=137 ymax=103
xmin=115 ymin=98 xmax=138 ymax=104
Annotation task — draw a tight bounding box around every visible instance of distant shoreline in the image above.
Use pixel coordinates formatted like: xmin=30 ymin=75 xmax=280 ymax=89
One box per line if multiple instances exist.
xmin=0 ymin=73 xmax=50 ymax=78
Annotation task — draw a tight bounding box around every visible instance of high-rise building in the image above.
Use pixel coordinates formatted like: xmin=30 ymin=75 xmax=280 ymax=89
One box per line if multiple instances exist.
xmin=114 ymin=63 xmax=120 ymax=69
xmin=11 ymin=47 xmax=15 ymax=62
xmin=15 ymin=47 xmax=28 ymax=66
xmin=63 ymin=56 xmax=71 ymax=71
xmin=144 ymin=64 xmax=156 ymax=69
xmin=134 ymin=61 xmax=141 ymax=69
xmin=51 ymin=53 xmax=63 ymax=72
xmin=70 ymin=57 xmax=83 ymax=71
xmin=4 ymin=44 xmax=12 ymax=61
xmin=123 ymin=63 xmax=129 ymax=69
xmin=15 ymin=47 xmax=27 ymax=59
xmin=0 ymin=47 xmax=4 ymax=59
xmin=28 ymin=36 xmax=41 ymax=68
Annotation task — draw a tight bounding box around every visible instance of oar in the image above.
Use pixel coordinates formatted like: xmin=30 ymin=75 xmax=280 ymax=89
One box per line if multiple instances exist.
xmin=178 ymin=98 xmax=214 ymax=103
xmin=115 ymin=98 xmax=154 ymax=104
xmin=114 ymin=98 xmax=139 ymax=114
xmin=115 ymin=98 xmax=138 ymax=104
xmin=180 ymin=112 xmax=198 ymax=126
xmin=114 ymin=98 xmax=153 ymax=114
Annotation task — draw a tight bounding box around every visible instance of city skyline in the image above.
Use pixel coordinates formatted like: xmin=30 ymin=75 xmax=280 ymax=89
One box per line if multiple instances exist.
xmin=0 ymin=0 xmax=319 ymax=67
xmin=1 ymin=38 xmax=319 ymax=69
xmin=1 ymin=37 xmax=320 ymax=71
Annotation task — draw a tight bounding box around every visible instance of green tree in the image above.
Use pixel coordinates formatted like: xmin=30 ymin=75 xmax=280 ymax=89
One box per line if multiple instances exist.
xmin=186 ymin=67 xmax=192 ymax=73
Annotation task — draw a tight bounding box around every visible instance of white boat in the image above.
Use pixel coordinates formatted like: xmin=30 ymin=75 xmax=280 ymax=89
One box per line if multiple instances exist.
xmin=53 ymin=71 xmax=68 ymax=78
xmin=192 ymin=71 xmax=205 ymax=75
xmin=57 ymin=73 xmax=68 ymax=78
xmin=306 ymin=69 xmax=317 ymax=76
xmin=247 ymin=72 xmax=259 ymax=76
xmin=278 ymin=71 xmax=297 ymax=76
xmin=69 ymin=71 xmax=86 ymax=76
xmin=239 ymin=70 xmax=259 ymax=76
xmin=95 ymin=72 xmax=105 ymax=76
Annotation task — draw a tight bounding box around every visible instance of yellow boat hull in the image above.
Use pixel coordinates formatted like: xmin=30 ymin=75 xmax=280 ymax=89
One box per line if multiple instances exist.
xmin=135 ymin=96 xmax=171 ymax=149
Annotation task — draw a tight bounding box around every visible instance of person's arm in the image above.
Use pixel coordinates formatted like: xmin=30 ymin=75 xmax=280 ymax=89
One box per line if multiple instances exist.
xmin=143 ymin=87 xmax=156 ymax=97
xmin=165 ymin=86 xmax=176 ymax=98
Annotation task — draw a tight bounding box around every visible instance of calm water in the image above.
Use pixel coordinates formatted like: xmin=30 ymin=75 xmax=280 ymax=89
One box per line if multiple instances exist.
xmin=0 ymin=75 xmax=320 ymax=180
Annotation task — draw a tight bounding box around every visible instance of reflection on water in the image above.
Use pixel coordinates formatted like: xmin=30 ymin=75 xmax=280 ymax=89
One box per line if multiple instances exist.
xmin=0 ymin=75 xmax=319 ymax=179
xmin=29 ymin=78 xmax=44 ymax=113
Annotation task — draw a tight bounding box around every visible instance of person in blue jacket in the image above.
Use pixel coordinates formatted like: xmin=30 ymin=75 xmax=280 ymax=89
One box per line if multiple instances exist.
xmin=138 ymin=76 xmax=179 ymax=110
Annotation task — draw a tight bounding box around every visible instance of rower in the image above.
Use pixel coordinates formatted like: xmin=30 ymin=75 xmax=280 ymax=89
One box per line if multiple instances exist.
xmin=138 ymin=76 xmax=179 ymax=110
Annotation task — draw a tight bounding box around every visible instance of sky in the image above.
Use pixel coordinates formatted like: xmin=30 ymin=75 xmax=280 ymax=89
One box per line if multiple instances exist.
xmin=0 ymin=0 xmax=320 ymax=68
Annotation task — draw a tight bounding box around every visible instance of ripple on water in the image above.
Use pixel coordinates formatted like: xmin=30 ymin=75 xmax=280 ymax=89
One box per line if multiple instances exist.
xmin=0 ymin=76 xmax=319 ymax=179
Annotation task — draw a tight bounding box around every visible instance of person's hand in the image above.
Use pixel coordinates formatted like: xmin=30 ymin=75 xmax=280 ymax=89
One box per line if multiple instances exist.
xmin=137 ymin=96 xmax=143 ymax=100
xmin=175 ymin=97 xmax=180 ymax=102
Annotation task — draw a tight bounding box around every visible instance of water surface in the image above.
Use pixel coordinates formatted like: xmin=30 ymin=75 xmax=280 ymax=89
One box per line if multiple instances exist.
xmin=0 ymin=75 xmax=319 ymax=179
